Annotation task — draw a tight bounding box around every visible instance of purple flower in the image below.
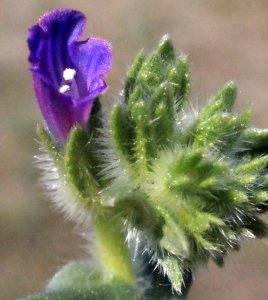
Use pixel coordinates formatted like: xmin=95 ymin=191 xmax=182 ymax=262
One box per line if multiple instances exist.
xmin=28 ymin=9 xmax=112 ymax=143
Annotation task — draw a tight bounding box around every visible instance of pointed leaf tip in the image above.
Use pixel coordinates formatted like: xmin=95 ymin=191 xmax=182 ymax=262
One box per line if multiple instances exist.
xmin=158 ymin=34 xmax=175 ymax=62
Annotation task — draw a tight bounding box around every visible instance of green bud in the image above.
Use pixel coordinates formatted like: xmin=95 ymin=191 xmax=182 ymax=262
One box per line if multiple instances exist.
xmin=199 ymin=177 xmax=220 ymax=189
xmin=239 ymin=127 xmax=268 ymax=156
xmin=168 ymin=56 xmax=190 ymax=109
xmin=203 ymin=81 xmax=237 ymax=117
xmin=195 ymin=113 xmax=230 ymax=148
xmin=110 ymin=104 xmax=133 ymax=159
xmin=230 ymin=190 xmax=248 ymax=203
xmin=157 ymin=34 xmax=176 ymax=62
xmin=137 ymin=53 xmax=163 ymax=87
xmin=253 ymin=191 xmax=268 ymax=203
xmin=131 ymin=101 xmax=156 ymax=171
xmin=127 ymin=86 xmax=142 ymax=113
xmin=35 ymin=35 xmax=268 ymax=296
xmin=152 ymin=82 xmax=174 ymax=115
xmin=235 ymin=156 xmax=267 ymax=175
xmin=151 ymin=82 xmax=175 ymax=146
xmin=124 ymin=51 xmax=145 ymax=100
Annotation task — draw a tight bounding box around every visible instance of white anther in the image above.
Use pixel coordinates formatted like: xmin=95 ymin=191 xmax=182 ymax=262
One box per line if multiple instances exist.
xmin=63 ymin=68 xmax=76 ymax=81
xmin=59 ymin=85 xmax=70 ymax=93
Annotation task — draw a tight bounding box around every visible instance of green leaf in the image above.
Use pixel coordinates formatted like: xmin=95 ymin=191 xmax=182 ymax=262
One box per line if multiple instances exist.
xmin=46 ymin=262 xmax=102 ymax=292
xmin=19 ymin=262 xmax=140 ymax=300
xmin=19 ymin=285 xmax=138 ymax=300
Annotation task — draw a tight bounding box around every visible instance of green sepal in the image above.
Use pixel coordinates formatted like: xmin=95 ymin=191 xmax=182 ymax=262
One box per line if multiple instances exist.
xmin=64 ymin=126 xmax=100 ymax=200
xmin=159 ymin=208 xmax=189 ymax=259
xmin=161 ymin=255 xmax=184 ymax=293
xmin=37 ymin=126 xmax=63 ymax=165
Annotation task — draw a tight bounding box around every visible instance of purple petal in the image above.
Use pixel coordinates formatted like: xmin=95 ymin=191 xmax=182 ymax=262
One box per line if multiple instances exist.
xmin=27 ymin=9 xmax=112 ymax=143
xmin=32 ymin=73 xmax=78 ymax=143
xmin=70 ymin=37 xmax=112 ymax=96
xmin=28 ymin=9 xmax=84 ymax=87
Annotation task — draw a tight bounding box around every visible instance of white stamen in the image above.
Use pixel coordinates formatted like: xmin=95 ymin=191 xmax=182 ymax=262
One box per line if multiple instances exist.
xmin=59 ymin=85 xmax=70 ymax=93
xmin=63 ymin=68 xmax=76 ymax=81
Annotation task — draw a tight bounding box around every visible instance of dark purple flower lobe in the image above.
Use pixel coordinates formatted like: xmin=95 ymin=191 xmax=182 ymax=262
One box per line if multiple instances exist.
xmin=28 ymin=9 xmax=112 ymax=143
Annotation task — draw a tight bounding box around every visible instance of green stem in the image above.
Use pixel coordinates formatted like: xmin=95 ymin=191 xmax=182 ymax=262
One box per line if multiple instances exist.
xmin=94 ymin=212 xmax=135 ymax=285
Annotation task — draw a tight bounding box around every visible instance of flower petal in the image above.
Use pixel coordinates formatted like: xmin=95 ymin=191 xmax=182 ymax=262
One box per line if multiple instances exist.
xmin=28 ymin=9 xmax=85 ymax=87
xmin=28 ymin=9 xmax=112 ymax=143
xmin=33 ymin=73 xmax=77 ymax=143
xmin=70 ymin=37 xmax=112 ymax=98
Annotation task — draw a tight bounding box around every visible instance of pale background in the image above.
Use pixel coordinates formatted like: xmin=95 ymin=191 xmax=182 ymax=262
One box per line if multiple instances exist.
xmin=1 ymin=1 xmax=268 ymax=299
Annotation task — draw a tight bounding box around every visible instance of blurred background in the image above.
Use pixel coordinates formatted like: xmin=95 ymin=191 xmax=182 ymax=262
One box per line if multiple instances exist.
xmin=1 ymin=1 xmax=268 ymax=299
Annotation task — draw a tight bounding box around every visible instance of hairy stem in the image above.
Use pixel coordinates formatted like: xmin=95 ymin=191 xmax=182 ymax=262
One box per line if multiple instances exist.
xmin=94 ymin=212 xmax=135 ymax=285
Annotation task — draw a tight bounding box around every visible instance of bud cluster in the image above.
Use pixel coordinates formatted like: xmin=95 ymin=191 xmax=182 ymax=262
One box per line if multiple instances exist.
xmin=35 ymin=35 xmax=268 ymax=297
